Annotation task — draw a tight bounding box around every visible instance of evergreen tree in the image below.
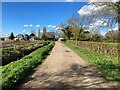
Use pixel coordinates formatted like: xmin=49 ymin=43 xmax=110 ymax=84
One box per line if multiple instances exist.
xmin=41 ymin=27 xmax=47 ymax=41
xmin=43 ymin=27 xmax=46 ymax=34
xmin=9 ymin=32 xmax=15 ymax=40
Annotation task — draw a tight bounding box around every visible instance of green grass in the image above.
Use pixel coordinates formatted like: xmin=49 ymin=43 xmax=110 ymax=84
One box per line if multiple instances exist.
xmin=62 ymin=41 xmax=120 ymax=87
xmin=0 ymin=42 xmax=55 ymax=90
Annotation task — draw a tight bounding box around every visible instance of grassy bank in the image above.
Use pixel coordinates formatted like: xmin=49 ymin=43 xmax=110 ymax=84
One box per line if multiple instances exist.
xmin=0 ymin=42 xmax=55 ymax=90
xmin=62 ymin=41 xmax=120 ymax=87
xmin=68 ymin=40 xmax=118 ymax=61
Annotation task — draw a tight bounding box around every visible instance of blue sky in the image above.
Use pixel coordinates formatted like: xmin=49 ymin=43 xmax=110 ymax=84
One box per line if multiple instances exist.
xmin=2 ymin=2 xmax=87 ymax=37
xmin=1 ymin=2 xmax=118 ymax=38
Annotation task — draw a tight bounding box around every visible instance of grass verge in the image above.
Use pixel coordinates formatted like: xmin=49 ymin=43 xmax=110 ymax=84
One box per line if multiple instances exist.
xmin=62 ymin=41 xmax=120 ymax=87
xmin=0 ymin=42 xmax=55 ymax=90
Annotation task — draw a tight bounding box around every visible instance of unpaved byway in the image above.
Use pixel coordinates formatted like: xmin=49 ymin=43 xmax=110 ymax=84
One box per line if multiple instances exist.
xmin=18 ymin=42 xmax=112 ymax=89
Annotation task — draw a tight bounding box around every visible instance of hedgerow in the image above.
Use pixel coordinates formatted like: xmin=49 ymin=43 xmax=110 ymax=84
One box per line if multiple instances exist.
xmin=68 ymin=40 xmax=118 ymax=58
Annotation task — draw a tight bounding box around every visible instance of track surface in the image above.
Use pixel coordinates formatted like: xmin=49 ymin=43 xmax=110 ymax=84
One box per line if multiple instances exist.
xmin=18 ymin=42 xmax=112 ymax=89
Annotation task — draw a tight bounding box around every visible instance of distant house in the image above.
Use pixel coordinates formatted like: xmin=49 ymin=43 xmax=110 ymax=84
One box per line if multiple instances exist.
xmin=58 ymin=38 xmax=65 ymax=41
xmin=15 ymin=34 xmax=24 ymax=41
xmin=29 ymin=33 xmax=37 ymax=41
xmin=23 ymin=34 xmax=30 ymax=40
xmin=14 ymin=34 xmax=31 ymax=41
xmin=29 ymin=36 xmax=37 ymax=41
xmin=5 ymin=37 xmax=10 ymax=41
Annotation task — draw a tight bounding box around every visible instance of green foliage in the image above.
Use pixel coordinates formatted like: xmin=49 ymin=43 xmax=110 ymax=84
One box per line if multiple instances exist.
xmin=41 ymin=27 xmax=47 ymax=41
xmin=41 ymin=33 xmax=47 ymax=41
xmin=46 ymin=32 xmax=55 ymax=40
xmin=43 ymin=27 xmax=47 ymax=34
xmin=68 ymin=40 xmax=118 ymax=58
xmin=61 ymin=26 xmax=73 ymax=40
xmin=105 ymin=30 xmax=120 ymax=42
xmin=1 ymin=41 xmax=49 ymax=65
xmin=91 ymin=34 xmax=103 ymax=42
xmin=0 ymin=42 xmax=55 ymax=89
xmin=63 ymin=41 xmax=120 ymax=87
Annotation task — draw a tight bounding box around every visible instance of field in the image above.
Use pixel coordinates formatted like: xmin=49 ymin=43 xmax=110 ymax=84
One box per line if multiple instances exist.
xmin=0 ymin=41 xmax=55 ymax=89
xmin=1 ymin=41 xmax=50 ymax=66
xmin=68 ymin=40 xmax=119 ymax=65
xmin=0 ymin=40 xmax=120 ymax=89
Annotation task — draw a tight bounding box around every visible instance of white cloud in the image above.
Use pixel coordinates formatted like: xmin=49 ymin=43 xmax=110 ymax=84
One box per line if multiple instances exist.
xmin=89 ymin=0 xmax=119 ymax=2
xmin=47 ymin=25 xmax=63 ymax=30
xmin=24 ymin=24 xmax=33 ymax=27
xmin=112 ymin=27 xmax=118 ymax=31
xmin=108 ymin=26 xmax=118 ymax=32
xmin=111 ymin=0 xmax=119 ymax=2
xmin=35 ymin=24 xmax=40 ymax=27
xmin=26 ymin=31 xmax=30 ymax=34
xmin=48 ymin=25 xmax=53 ymax=28
xmin=78 ymin=4 xmax=105 ymax=16
xmin=55 ymin=27 xmax=63 ymax=30
xmin=0 ymin=32 xmax=9 ymax=37
xmin=78 ymin=3 xmax=116 ymax=17
xmin=89 ymin=0 xmax=111 ymax=2
xmin=30 ymin=24 xmax=33 ymax=27
xmin=23 ymin=30 xmax=26 ymax=32
xmin=93 ymin=20 xmax=108 ymax=27
xmin=24 ymin=25 xmax=29 ymax=27
xmin=48 ymin=25 xmax=57 ymax=29
xmin=88 ymin=19 xmax=108 ymax=31
xmin=52 ymin=26 xmax=56 ymax=29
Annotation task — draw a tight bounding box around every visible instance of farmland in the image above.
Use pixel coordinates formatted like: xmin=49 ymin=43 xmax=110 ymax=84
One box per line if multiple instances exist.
xmin=1 ymin=41 xmax=50 ymax=66
xmin=0 ymin=41 xmax=55 ymax=89
xmin=1 ymin=1 xmax=120 ymax=89
xmin=0 ymin=40 xmax=119 ymax=89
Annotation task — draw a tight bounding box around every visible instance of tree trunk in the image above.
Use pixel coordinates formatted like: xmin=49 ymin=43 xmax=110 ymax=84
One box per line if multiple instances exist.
xmin=75 ymin=37 xmax=78 ymax=46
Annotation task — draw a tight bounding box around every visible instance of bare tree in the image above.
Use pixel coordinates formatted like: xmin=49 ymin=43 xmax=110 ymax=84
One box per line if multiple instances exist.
xmin=66 ymin=14 xmax=93 ymax=45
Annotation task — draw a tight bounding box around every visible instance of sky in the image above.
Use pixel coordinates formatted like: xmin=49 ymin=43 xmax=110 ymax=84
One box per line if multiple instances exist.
xmin=1 ymin=0 xmax=118 ymax=37
xmin=2 ymin=2 xmax=87 ymax=37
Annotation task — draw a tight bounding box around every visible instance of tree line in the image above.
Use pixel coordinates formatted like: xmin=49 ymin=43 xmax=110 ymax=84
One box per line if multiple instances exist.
xmin=59 ymin=1 xmax=120 ymax=43
xmin=8 ymin=27 xmax=56 ymax=41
